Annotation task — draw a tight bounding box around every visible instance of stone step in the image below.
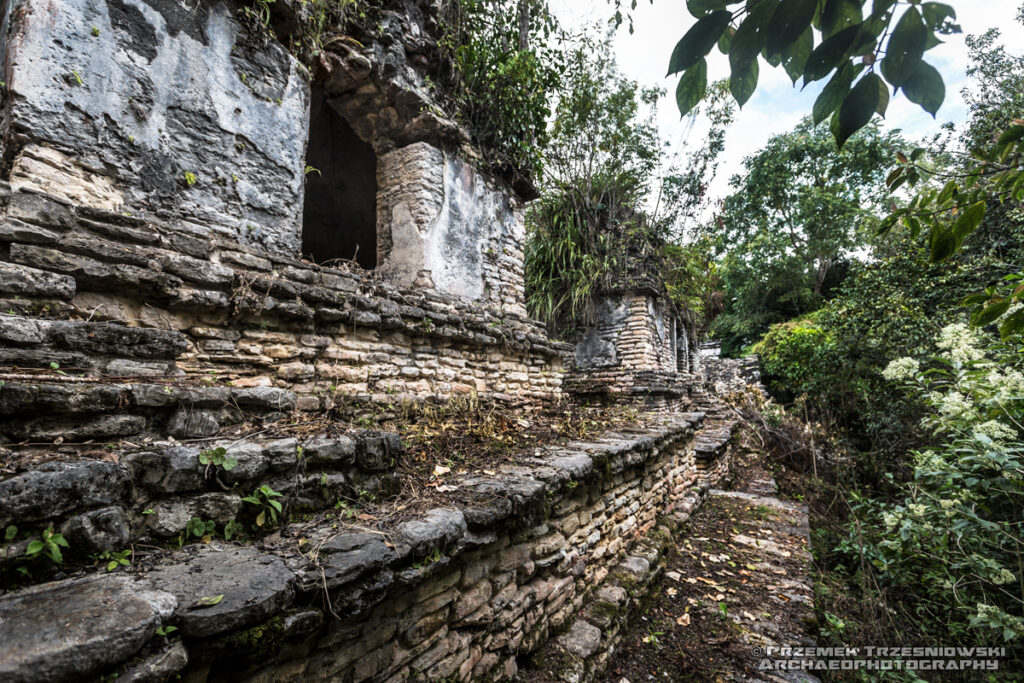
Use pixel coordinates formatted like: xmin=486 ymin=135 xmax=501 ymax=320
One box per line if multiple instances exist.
xmin=0 ymin=380 xmax=297 ymax=441
xmin=0 ymin=431 xmax=402 ymax=565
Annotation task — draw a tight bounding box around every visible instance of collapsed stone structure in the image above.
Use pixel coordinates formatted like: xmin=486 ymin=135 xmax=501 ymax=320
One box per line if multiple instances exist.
xmin=569 ymin=289 xmax=702 ymax=408
xmin=0 ymin=1 xmax=760 ymax=681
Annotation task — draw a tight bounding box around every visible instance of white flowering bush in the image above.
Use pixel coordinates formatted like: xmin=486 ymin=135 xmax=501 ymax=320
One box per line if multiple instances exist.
xmin=869 ymin=323 xmax=1024 ymax=644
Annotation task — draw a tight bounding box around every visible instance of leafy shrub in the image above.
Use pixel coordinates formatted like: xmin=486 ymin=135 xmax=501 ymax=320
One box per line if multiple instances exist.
xmin=856 ymin=325 xmax=1024 ymax=648
xmin=755 ymin=316 xmax=832 ymax=401
xmin=441 ymin=0 xmax=564 ymax=186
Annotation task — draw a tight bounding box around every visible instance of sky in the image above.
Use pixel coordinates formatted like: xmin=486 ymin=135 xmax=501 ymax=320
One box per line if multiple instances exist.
xmin=548 ymin=0 xmax=1024 ymax=206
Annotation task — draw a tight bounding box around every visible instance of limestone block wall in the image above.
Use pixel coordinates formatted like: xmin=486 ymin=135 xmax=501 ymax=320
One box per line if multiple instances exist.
xmin=702 ymin=353 xmax=762 ymax=394
xmin=376 ymin=143 xmax=526 ymax=314
xmin=569 ymin=291 xmax=687 ymax=407
xmin=0 ymin=413 xmax=738 ymax=683
xmin=574 ymin=292 xmax=676 ymax=374
xmin=0 ymin=0 xmax=309 ymax=254
xmin=0 ymin=182 xmax=567 ymax=442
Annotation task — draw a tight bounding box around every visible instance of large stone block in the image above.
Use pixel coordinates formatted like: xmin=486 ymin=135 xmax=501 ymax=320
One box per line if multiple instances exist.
xmin=143 ymin=546 xmax=296 ymax=638
xmin=47 ymin=321 xmax=189 ymax=358
xmin=0 ymin=574 xmax=176 ymax=683
xmin=0 ymin=261 xmax=76 ymax=299
xmin=0 ymin=460 xmax=129 ymax=527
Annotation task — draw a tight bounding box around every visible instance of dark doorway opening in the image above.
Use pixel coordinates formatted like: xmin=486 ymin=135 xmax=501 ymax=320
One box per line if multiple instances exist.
xmin=302 ymin=86 xmax=378 ymax=270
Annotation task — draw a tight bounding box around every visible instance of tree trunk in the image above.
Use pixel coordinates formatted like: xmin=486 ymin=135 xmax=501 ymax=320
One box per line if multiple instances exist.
xmin=517 ymin=0 xmax=530 ymax=51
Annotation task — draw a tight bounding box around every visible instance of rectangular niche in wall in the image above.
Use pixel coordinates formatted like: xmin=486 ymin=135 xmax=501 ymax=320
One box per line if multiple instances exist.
xmin=302 ymin=85 xmax=378 ymax=270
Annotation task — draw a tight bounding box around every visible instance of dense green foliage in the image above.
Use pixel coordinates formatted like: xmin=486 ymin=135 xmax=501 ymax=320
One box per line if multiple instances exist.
xmin=524 ymin=38 xmax=727 ymax=337
xmin=441 ymin=0 xmax=566 ymax=186
xmin=658 ymin=0 xmax=961 ymax=148
xmin=707 ymin=119 xmax=902 ymax=355
xmin=866 ymin=327 xmax=1024 ymax=643
xmin=746 ymin=14 xmax=1024 ymax=662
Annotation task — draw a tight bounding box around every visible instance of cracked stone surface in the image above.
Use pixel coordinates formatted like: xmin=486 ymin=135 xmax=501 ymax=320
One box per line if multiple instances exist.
xmin=0 ymin=574 xmax=176 ymax=683
xmin=143 ymin=545 xmax=296 ymax=637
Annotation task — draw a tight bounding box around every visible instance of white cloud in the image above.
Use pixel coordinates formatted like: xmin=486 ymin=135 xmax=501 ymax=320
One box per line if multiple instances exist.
xmin=549 ymin=0 xmax=1024 ymax=208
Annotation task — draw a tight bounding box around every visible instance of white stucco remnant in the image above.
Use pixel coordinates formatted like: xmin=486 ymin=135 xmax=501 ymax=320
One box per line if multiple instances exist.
xmin=376 ymin=142 xmax=526 ymax=313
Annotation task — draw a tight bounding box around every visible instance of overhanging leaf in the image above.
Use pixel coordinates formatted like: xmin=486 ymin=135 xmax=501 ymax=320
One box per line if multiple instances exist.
xmin=835 ymin=73 xmax=881 ymax=148
xmin=675 ymin=58 xmax=708 ymax=117
xmin=929 ymin=226 xmax=958 ymax=262
xmin=880 ymin=7 xmax=926 ymax=87
xmin=875 ymin=75 xmax=890 ymax=116
xmin=668 ymin=10 xmax=733 ymax=75
xmin=803 ymin=24 xmax=859 ymax=83
xmin=901 ymin=59 xmax=944 ymax=116
xmin=821 ymin=0 xmax=863 ymax=37
xmin=973 ymin=300 xmax=1010 ymax=327
xmin=999 ymin=308 xmax=1024 ymax=339
xmin=729 ymin=0 xmax=779 ymax=70
xmin=951 ymin=200 xmax=986 ymax=240
xmin=780 ymin=27 xmax=813 ymax=84
xmin=717 ymin=26 xmax=734 ymax=54
xmin=686 ymin=0 xmax=735 ymax=17
xmin=765 ymin=0 xmax=817 ymax=59
xmin=730 ymin=58 xmax=759 ymax=107
xmin=921 ymin=2 xmax=956 ymax=31
xmin=813 ymin=62 xmax=855 ymax=124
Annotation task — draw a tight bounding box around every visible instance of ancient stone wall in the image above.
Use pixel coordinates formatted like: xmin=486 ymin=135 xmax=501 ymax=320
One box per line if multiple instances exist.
xmin=0 ymin=182 xmax=566 ymax=441
xmin=0 ymin=0 xmax=309 ymax=254
xmin=574 ymin=292 xmax=676 ymax=374
xmin=376 ymin=143 xmax=526 ymax=313
xmin=702 ymin=353 xmax=762 ymax=395
xmin=0 ymin=412 xmax=737 ymax=683
xmin=0 ymin=0 xmax=532 ymax=312
xmin=568 ymin=291 xmax=690 ymax=408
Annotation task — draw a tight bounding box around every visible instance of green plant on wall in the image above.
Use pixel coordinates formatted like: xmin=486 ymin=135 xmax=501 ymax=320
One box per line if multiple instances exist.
xmin=242 ymin=485 xmax=284 ymax=528
xmin=24 ymin=527 xmax=69 ymax=564
xmin=439 ymin=0 xmax=566 ymax=186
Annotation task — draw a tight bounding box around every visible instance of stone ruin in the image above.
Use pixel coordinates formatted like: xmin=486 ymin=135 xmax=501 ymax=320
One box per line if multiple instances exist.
xmin=0 ymin=2 xmax=761 ymax=681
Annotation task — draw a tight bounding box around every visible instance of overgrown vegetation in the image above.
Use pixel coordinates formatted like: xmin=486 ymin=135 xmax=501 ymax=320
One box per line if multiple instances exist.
xmin=524 ymin=36 xmax=730 ymax=339
xmin=707 ymin=119 xmax=904 ymax=355
xmin=725 ymin=10 xmax=1024 ymax=670
xmin=439 ymin=0 xmax=565 ymax=188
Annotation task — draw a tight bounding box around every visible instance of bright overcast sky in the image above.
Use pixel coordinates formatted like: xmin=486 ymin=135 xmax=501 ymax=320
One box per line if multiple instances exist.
xmin=549 ymin=0 xmax=1024 ymax=205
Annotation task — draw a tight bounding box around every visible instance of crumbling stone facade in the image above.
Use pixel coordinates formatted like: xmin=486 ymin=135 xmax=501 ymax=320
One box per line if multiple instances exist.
xmin=0 ymin=2 xmax=758 ymax=681
xmin=568 ymin=290 xmax=701 ymax=408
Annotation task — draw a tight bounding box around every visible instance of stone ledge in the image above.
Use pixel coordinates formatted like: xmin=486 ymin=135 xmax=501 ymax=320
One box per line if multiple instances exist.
xmin=0 ymin=430 xmax=401 ymax=551
xmin=0 ymin=413 xmax=731 ymax=682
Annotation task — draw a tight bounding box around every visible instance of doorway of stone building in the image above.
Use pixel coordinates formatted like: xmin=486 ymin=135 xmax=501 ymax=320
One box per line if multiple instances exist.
xmin=301 ymin=85 xmax=378 ymax=270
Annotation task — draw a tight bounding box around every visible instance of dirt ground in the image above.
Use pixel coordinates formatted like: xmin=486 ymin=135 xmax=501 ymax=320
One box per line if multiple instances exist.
xmin=599 ymin=444 xmax=818 ymax=683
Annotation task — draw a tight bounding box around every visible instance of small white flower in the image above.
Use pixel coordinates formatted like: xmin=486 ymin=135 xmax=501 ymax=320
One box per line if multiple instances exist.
xmin=882 ymin=357 xmax=920 ymax=382
xmin=973 ymin=420 xmax=1018 ymax=442
xmin=989 ymin=368 xmax=1024 ymax=400
xmin=991 ymin=568 xmax=1016 ymax=586
xmin=937 ymin=323 xmax=985 ymax=365
xmin=936 ymin=391 xmax=974 ymax=419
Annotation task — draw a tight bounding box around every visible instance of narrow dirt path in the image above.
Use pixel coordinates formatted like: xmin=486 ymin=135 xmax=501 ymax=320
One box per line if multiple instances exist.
xmin=600 ymin=444 xmax=820 ymax=683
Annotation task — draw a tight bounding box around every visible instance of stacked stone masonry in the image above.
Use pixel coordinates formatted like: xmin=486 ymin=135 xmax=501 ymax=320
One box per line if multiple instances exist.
xmin=569 ymin=292 xmax=694 ymax=409
xmin=0 ymin=183 xmax=566 ymax=424
xmin=0 ymin=413 xmax=739 ymax=682
xmin=0 ymin=1 xmax=757 ymax=680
